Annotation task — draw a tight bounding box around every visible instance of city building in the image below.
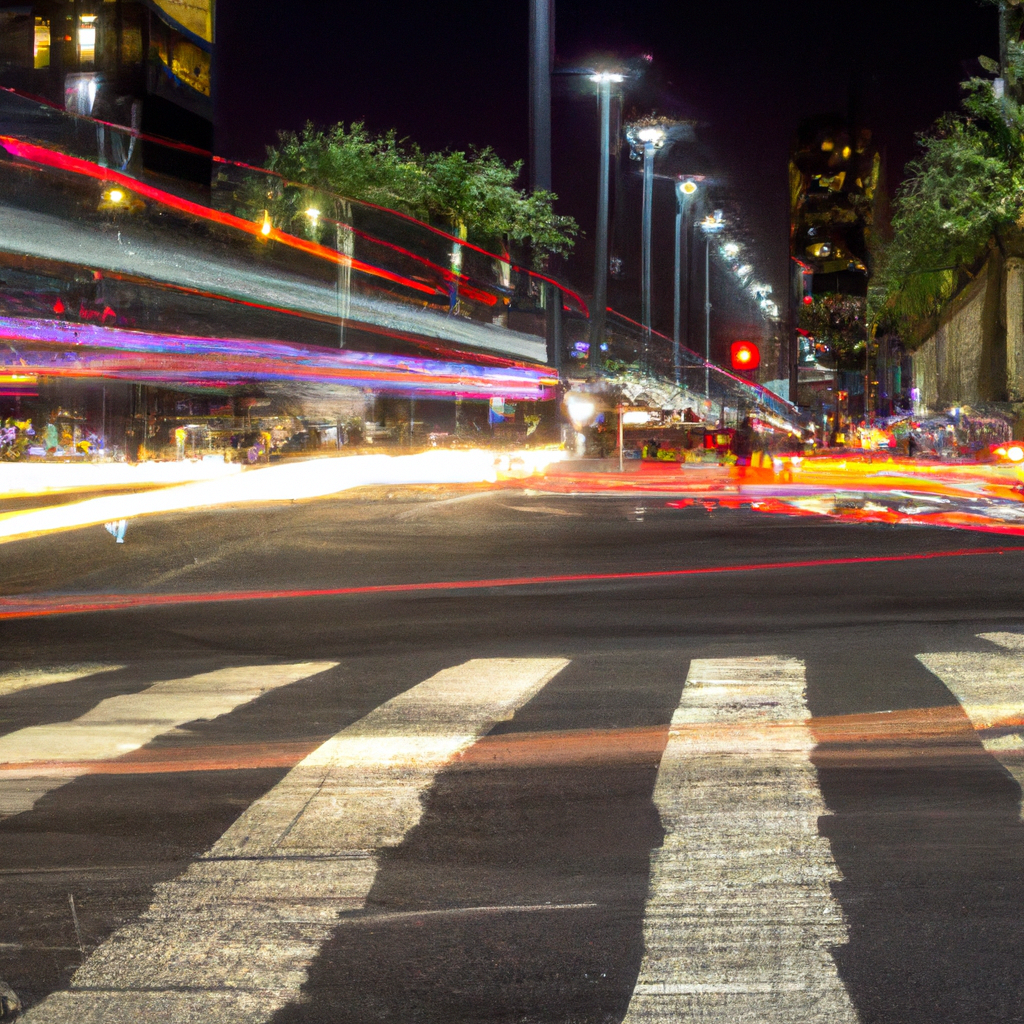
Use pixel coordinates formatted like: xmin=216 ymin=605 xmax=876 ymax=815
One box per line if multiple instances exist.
xmin=789 ymin=114 xmax=884 ymax=422
xmin=0 ymin=0 xmax=213 ymax=183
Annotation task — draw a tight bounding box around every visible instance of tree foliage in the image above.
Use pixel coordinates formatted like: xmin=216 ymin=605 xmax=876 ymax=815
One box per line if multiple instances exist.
xmin=874 ymin=46 xmax=1024 ymax=343
xmin=799 ymin=293 xmax=868 ymax=371
xmin=237 ymin=122 xmax=577 ymax=267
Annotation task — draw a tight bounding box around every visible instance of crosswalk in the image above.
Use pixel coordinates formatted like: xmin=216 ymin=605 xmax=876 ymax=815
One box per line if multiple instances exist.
xmin=0 ymin=662 xmax=337 ymax=817
xmin=621 ymin=657 xmax=857 ymax=1023
xmin=1 ymin=638 xmax=1022 ymax=1022
xmin=918 ymin=632 xmax=1024 ymax=801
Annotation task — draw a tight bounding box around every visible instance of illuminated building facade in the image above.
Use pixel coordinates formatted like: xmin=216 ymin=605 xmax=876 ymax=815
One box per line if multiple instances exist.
xmin=789 ymin=114 xmax=879 ymax=297
xmin=0 ymin=0 xmax=213 ymax=182
xmin=788 ymin=115 xmax=885 ymax=416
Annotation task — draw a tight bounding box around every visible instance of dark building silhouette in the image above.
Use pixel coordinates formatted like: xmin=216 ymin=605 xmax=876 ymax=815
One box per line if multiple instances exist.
xmin=0 ymin=0 xmax=213 ymax=183
xmin=789 ymin=114 xmax=879 ymax=298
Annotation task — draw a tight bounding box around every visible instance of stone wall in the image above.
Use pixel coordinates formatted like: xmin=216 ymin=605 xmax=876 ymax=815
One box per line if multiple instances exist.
xmin=1006 ymin=257 xmax=1024 ymax=402
xmin=911 ymin=249 xmax=1024 ymax=409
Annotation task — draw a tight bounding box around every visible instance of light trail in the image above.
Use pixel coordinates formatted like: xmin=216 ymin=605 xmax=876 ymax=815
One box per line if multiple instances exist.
xmin=1 ymin=545 xmax=1020 ymax=621
xmin=0 ymin=135 xmax=446 ymax=300
xmin=0 ymin=450 xmax=567 ymax=543
xmin=0 ymin=316 xmax=557 ymax=398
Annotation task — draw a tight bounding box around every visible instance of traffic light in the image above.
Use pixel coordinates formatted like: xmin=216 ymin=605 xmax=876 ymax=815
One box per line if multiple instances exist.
xmin=730 ymin=340 xmax=760 ymax=372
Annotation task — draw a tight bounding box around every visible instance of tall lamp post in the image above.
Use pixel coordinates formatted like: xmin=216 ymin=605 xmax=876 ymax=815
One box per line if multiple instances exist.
xmin=529 ymin=0 xmax=560 ymax=368
xmin=699 ymin=209 xmax=725 ymax=399
xmin=673 ymin=179 xmax=698 ymax=384
xmin=529 ymin=0 xmax=553 ymax=193
xmin=588 ymin=71 xmax=624 ymax=372
xmin=626 ymin=124 xmax=667 ymax=370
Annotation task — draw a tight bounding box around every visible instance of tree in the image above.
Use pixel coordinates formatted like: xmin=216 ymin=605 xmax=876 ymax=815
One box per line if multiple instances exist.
xmin=874 ymin=31 xmax=1024 ymax=343
xmin=799 ymin=293 xmax=868 ymax=371
xmin=232 ymin=122 xmax=577 ymax=269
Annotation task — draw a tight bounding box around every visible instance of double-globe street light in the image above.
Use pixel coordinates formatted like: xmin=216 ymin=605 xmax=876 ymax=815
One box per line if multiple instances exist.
xmin=625 ymin=124 xmax=668 ymax=371
xmin=699 ymin=209 xmax=726 ymax=399
xmin=588 ymin=71 xmax=625 ymax=372
xmin=674 ymin=179 xmax=699 ymax=385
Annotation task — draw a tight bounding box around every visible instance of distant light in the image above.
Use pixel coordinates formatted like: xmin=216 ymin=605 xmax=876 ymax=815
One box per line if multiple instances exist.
xmin=622 ymin=410 xmax=652 ymax=425
xmin=803 ymin=295 xmax=814 ymax=305
xmin=700 ymin=212 xmax=725 ymax=234
xmin=678 ymin=180 xmax=698 ymax=196
xmin=1008 ymin=445 xmax=1024 ymax=462
xmin=78 ymin=14 xmax=96 ymax=63
xmin=260 ymin=211 xmax=272 ymax=237
xmin=105 ymin=188 xmax=125 ymax=204
xmin=589 ymin=72 xmax=625 ymax=83
xmin=842 ymin=146 xmax=852 ymax=159
xmin=305 ymin=207 xmax=321 ymax=221
xmin=722 ymin=242 xmax=740 ymax=257
xmin=821 ymin=140 xmax=834 ymax=152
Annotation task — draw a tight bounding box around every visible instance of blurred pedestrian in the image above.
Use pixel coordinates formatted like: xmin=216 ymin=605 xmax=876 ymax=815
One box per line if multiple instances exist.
xmin=732 ymin=415 xmax=754 ymax=467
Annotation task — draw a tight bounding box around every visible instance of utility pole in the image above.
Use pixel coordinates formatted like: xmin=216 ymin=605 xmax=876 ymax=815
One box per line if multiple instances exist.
xmin=529 ymin=0 xmax=553 ymax=194
xmin=530 ymin=0 xmax=561 ymax=369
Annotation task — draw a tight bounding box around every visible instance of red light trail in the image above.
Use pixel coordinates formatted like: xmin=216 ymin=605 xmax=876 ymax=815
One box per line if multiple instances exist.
xmin=1 ymin=546 xmax=1020 ymax=621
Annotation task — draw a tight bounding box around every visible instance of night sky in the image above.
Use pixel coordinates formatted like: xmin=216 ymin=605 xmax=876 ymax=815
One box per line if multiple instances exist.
xmin=217 ymin=0 xmax=998 ymax=360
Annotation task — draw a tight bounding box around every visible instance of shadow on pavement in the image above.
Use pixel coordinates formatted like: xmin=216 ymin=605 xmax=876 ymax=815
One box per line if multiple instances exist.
xmin=270 ymin=654 xmax=683 ymax=1024
xmin=806 ymin=636 xmax=1024 ymax=1024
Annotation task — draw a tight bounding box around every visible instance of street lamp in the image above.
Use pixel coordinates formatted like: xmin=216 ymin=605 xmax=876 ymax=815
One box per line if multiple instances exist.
xmin=306 ymin=206 xmax=351 ymax=348
xmin=699 ymin=209 xmax=725 ymax=399
xmin=674 ymin=179 xmax=698 ymax=384
xmin=588 ymin=71 xmax=625 ymax=372
xmin=626 ymin=123 xmax=667 ymax=370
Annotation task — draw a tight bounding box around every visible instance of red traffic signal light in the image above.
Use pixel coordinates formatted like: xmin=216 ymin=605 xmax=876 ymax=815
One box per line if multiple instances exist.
xmin=730 ymin=340 xmax=760 ymax=371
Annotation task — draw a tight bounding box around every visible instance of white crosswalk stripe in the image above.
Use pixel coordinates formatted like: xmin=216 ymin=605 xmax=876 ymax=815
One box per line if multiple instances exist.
xmin=0 ymin=662 xmax=337 ymax=817
xmin=621 ymin=656 xmax=858 ymax=1023
xmin=0 ymin=664 xmax=122 ymax=698
xmin=20 ymin=657 xmax=569 ymax=1024
xmin=918 ymin=631 xmax=1024 ymax=790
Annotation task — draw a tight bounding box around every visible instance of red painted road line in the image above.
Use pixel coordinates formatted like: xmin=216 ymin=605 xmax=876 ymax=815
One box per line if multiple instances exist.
xmin=1 ymin=546 xmax=1020 ymax=621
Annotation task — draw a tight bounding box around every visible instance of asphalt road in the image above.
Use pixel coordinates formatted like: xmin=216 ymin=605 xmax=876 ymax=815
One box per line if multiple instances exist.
xmin=2 ymin=489 xmax=1024 ymax=1023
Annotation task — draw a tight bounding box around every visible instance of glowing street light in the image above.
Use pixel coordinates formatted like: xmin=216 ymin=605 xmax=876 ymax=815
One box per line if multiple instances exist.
xmin=626 ymin=122 xmax=668 ymax=366
xmin=565 ymin=392 xmax=597 ymax=429
xmin=700 ymin=209 xmax=725 ymax=398
xmin=565 ymin=391 xmax=598 ymax=456
xmin=588 ymin=70 xmax=626 ymax=372
xmin=635 ymin=126 xmax=667 ymax=145
xmin=673 ymin=178 xmax=699 ymax=384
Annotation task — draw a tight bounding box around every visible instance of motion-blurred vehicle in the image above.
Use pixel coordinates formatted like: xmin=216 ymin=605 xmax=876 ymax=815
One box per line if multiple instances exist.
xmin=978 ymin=442 xmax=1024 ymax=464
